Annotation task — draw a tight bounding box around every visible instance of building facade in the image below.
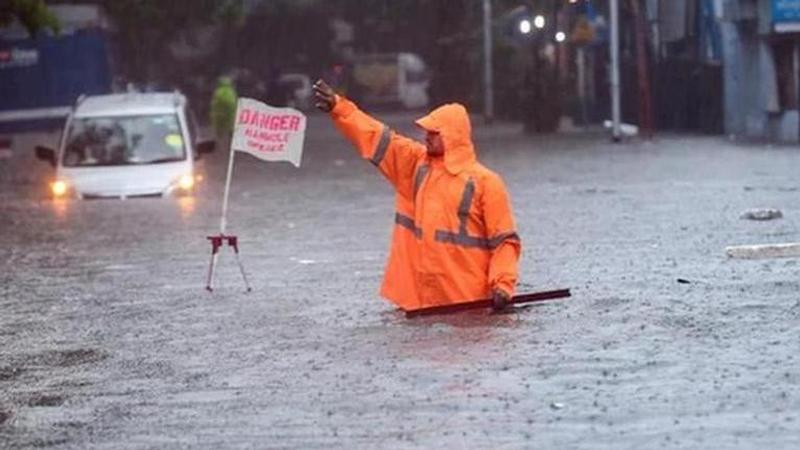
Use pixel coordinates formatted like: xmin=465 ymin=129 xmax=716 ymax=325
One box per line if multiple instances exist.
xmin=717 ymin=0 xmax=800 ymax=142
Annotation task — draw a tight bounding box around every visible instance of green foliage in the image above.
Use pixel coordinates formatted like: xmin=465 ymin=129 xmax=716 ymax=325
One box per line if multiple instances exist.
xmin=0 ymin=0 xmax=60 ymax=37
xmin=210 ymin=77 xmax=238 ymax=136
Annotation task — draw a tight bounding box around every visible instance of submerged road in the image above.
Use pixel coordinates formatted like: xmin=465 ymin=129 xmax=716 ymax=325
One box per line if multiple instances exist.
xmin=1 ymin=113 xmax=799 ymax=449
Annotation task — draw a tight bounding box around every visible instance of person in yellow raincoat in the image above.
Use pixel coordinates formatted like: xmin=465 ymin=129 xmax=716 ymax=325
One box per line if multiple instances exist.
xmin=313 ymin=79 xmax=521 ymax=312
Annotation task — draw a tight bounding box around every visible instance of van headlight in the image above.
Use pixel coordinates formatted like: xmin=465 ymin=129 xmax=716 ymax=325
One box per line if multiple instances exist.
xmin=51 ymin=180 xmax=69 ymax=197
xmin=178 ymin=174 xmax=194 ymax=190
xmin=168 ymin=173 xmax=195 ymax=195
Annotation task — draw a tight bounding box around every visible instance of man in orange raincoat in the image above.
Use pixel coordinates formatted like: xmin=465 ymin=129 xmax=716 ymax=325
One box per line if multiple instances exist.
xmin=313 ymin=79 xmax=521 ymax=312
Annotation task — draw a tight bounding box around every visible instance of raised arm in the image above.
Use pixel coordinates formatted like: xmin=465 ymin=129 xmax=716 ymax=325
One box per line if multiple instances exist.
xmin=314 ymin=79 xmax=424 ymax=200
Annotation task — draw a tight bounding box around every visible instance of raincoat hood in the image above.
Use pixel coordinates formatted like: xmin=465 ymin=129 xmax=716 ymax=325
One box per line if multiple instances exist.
xmin=415 ymin=103 xmax=476 ymax=175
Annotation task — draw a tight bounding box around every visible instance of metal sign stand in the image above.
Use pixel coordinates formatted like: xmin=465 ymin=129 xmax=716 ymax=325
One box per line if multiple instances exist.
xmin=205 ymin=131 xmax=252 ymax=292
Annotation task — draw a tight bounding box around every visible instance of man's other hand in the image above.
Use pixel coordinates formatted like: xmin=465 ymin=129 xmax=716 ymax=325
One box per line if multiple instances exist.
xmin=313 ymin=79 xmax=336 ymax=112
xmin=491 ymin=289 xmax=512 ymax=312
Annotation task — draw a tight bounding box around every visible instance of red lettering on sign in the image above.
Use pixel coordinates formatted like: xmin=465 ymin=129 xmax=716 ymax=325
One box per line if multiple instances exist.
xmin=238 ymin=108 xmax=251 ymax=124
xmin=244 ymin=128 xmax=290 ymax=143
xmin=246 ymin=139 xmax=286 ymax=153
xmin=241 ymin=112 xmax=302 ymax=131
xmin=288 ymin=115 xmax=300 ymax=131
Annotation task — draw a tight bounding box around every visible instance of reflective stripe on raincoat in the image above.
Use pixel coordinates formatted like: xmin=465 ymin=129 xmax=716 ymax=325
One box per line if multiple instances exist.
xmin=331 ymin=96 xmax=521 ymax=311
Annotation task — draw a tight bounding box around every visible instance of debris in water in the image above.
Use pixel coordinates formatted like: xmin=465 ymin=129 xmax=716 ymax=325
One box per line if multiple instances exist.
xmin=726 ymin=243 xmax=800 ymax=259
xmin=27 ymin=394 xmax=65 ymax=407
xmin=741 ymin=208 xmax=783 ymax=221
xmin=0 ymin=367 xmax=23 ymax=381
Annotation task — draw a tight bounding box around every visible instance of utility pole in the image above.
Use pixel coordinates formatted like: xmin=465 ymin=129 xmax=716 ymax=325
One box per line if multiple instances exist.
xmin=482 ymin=0 xmax=494 ymax=123
xmin=609 ymin=0 xmax=622 ymax=141
xmin=630 ymin=0 xmax=653 ymax=138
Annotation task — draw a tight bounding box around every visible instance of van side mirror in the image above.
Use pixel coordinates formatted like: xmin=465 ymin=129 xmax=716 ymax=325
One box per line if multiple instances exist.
xmin=196 ymin=140 xmax=215 ymax=155
xmin=35 ymin=145 xmax=56 ymax=167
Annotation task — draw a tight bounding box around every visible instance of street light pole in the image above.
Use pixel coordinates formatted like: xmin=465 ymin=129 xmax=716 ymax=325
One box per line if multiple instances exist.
xmin=483 ymin=0 xmax=494 ymax=123
xmin=609 ymin=0 xmax=622 ymax=141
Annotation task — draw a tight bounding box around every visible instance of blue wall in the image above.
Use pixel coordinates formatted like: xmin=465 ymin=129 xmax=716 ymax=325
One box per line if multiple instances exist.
xmin=0 ymin=28 xmax=111 ymax=131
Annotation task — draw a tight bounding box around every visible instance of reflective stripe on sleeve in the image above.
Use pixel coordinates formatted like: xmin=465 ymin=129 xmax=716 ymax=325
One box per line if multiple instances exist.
xmin=488 ymin=231 xmax=520 ymax=249
xmin=370 ymin=125 xmax=392 ymax=166
xmin=395 ymin=212 xmax=422 ymax=238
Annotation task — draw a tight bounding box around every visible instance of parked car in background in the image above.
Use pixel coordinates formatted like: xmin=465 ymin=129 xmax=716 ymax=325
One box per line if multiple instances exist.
xmin=279 ymin=73 xmax=313 ymax=110
xmin=35 ymin=92 xmax=215 ymax=199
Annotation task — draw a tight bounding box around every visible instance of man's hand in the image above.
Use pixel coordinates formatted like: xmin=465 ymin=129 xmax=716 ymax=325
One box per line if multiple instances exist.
xmin=491 ymin=289 xmax=512 ymax=312
xmin=313 ymin=79 xmax=336 ymax=113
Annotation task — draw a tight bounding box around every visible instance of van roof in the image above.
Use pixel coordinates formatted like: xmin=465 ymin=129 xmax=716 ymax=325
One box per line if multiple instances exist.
xmin=74 ymin=93 xmax=185 ymax=118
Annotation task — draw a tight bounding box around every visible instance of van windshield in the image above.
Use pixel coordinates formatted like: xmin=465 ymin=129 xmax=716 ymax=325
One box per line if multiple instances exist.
xmin=62 ymin=114 xmax=186 ymax=167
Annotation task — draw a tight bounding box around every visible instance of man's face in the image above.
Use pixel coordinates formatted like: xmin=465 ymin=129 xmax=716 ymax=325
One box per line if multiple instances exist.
xmin=425 ymin=131 xmax=444 ymax=157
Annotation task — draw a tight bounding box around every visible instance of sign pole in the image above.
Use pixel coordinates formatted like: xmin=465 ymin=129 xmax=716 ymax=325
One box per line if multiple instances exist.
xmin=609 ymin=0 xmax=622 ymax=142
xmin=206 ymin=100 xmax=251 ymax=292
xmin=482 ymin=0 xmax=494 ymax=123
xmin=219 ymin=129 xmax=237 ymax=235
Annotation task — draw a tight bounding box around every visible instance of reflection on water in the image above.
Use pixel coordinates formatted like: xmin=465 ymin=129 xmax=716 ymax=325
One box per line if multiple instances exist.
xmin=50 ymin=198 xmax=69 ymax=221
xmin=378 ymin=308 xmax=527 ymax=366
xmin=403 ymin=308 xmax=522 ymax=329
xmin=46 ymin=195 xmax=199 ymax=224
xmin=177 ymin=196 xmax=195 ymax=220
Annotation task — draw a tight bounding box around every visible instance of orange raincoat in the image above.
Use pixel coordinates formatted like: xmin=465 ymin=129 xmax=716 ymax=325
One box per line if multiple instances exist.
xmin=331 ymin=96 xmax=521 ymax=311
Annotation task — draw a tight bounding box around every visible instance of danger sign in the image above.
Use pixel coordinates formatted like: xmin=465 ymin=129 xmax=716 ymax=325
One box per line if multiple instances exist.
xmin=231 ymin=98 xmax=306 ymax=167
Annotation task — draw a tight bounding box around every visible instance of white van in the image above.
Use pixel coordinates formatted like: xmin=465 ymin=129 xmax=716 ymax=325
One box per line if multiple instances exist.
xmin=35 ymin=92 xmax=215 ymax=199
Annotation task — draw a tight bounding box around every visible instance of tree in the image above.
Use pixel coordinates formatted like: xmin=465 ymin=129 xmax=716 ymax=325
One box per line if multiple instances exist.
xmin=0 ymin=0 xmax=60 ymax=37
xmin=96 ymin=0 xmax=244 ymax=84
